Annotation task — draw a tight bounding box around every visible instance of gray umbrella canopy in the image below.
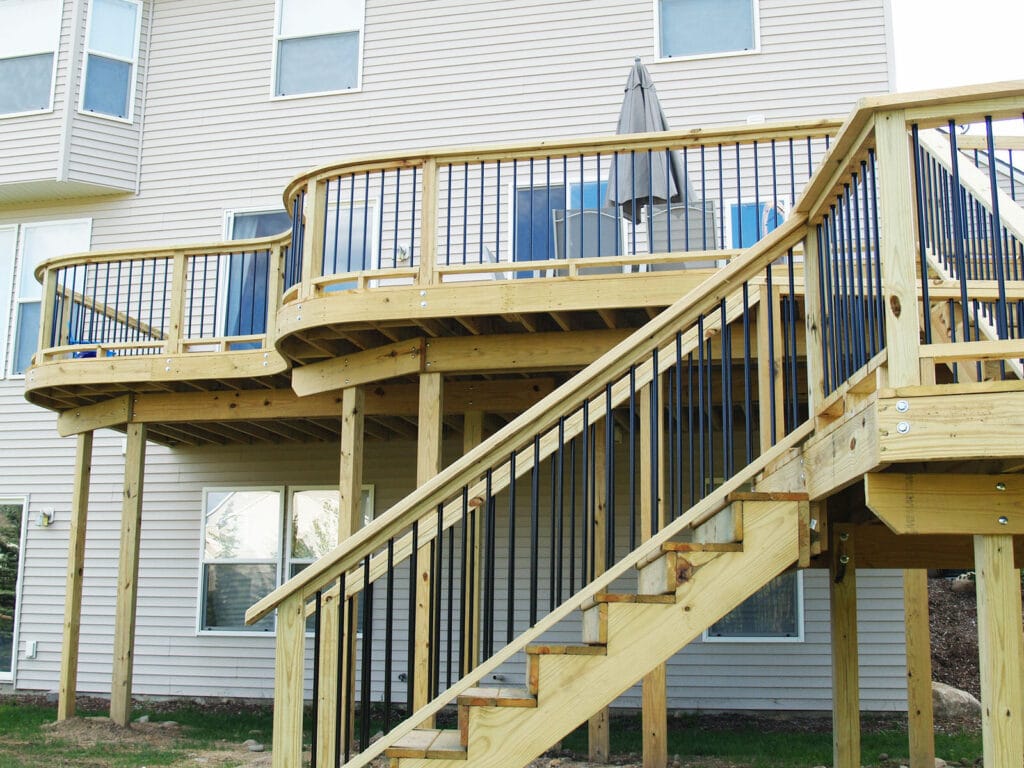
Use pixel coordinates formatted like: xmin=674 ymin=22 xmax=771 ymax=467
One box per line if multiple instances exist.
xmin=606 ymin=58 xmax=690 ymax=225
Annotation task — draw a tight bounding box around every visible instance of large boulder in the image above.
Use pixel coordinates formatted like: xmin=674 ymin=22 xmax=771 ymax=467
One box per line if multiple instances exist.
xmin=932 ymin=681 xmax=981 ymax=718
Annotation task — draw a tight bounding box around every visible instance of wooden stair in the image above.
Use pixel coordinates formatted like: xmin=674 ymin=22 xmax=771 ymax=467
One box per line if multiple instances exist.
xmin=387 ymin=494 xmax=804 ymax=768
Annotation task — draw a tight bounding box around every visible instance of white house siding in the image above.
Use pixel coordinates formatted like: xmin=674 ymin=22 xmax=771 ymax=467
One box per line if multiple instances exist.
xmin=6 ymin=422 xmax=908 ymax=710
xmin=0 ymin=0 xmax=891 ymax=247
xmin=63 ymin=0 xmax=150 ymax=192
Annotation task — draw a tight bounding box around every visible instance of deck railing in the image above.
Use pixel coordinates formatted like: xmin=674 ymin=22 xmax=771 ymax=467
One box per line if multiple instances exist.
xmin=280 ymin=121 xmax=840 ymax=299
xmin=35 ymin=234 xmax=288 ymax=363
xmin=246 ymin=83 xmax=1024 ymax=768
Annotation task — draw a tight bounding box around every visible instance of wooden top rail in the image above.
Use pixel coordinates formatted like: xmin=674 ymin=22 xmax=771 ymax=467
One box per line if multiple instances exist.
xmin=282 ymin=118 xmax=844 ymax=207
xmin=246 ymin=211 xmax=808 ymax=624
xmin=34 ymin=231 xmax=290 ymax=282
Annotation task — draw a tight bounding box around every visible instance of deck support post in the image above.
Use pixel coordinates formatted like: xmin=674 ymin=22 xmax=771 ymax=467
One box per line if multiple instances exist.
xmin=110 ymin=423 xmax=146 ymax=727
xmin=272 ymin=592 xmax=306 ymax=768
xmin=589 ymin=416 xmax=610 ymax=763
xmin=462 ymin=410 xmax=484 ymax=674
xmin=903 ymin=569 xmax=935 ymax=768
xmin=317 ymin=385 xmax=365 ymax=766
xmin=639 ymin=382 xmax=668 ymax=768
xmin=57 ymin=431 xmax=93 ymax=721
xmin=974 ymin=534 xmax=1024 ymax=768
xmin=830 ymin=527 xmax=860 ymax=768
xmin=414 ymin=372 xmax=444 ymax=722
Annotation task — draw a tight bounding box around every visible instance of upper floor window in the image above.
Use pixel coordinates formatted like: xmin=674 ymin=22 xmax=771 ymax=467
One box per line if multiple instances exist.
xmin=274 ymin=0 xmax=363 ymax=98
xmin=80 ymin=0 xmax=141 ymax=120
xmin=0 ymin=0 xmax=61 ymax=116
xmin=658 ymin=0 xmax=758 ymax=59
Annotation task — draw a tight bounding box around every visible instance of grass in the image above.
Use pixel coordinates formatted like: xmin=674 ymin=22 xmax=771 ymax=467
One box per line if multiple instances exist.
xmin=0 ymin=699 xmax=273 ymax=768
xmin=0 ymin=700 xmax=983 ymax=768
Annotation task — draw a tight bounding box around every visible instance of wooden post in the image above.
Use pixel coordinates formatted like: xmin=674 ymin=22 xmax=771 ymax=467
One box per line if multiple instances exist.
xmin=264 ymin=242 xmax=285 ymax=343
xmin=418 ymin=159 xmax=439 ymax=286
xmin=589 ymin=417 xmax=610 ymax=763
xmin=974 ymin=534 xmax=1024 ymax=768
xmin=110 ymin=423 xmax=146 ymax=727
xmin=757 ymin=283 xmax=785 ymax=451
xmin=462 ymin=410 xmax=484 ymax=674
xmin=317 ymin=385 xmax=365 ymax=767
xmin=802 ymin=230 xmax=827 ymax=413
xmin=302 ymin=179 xmax=327 ymax=300
xmin=639 ymin=383 xmax=668 ymax=768
xmin=57 ymin=432 xmax=93 ymax=721
xmin=829 ymin=528 xmax=860 ymax=768
xmin=38 ymin=268 xmax=58 ymax=357
xmin=272 ymin=592 xmax=306 ymax=768
xmin=874 ymin=110 xmax=921 ymax=388
xmin=164 ymin=251 xmax=187 ymax=355
xmin=414 ymin=372 xmax=443 ymax=721
xmin=903 ymin=569 xmax=935 ymax=768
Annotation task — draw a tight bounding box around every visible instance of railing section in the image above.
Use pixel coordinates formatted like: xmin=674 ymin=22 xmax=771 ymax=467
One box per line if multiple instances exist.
xmin=283 ymin=125 xmax=837 ymax=297
xmin=39 ymin=238 xmax=286 ymax=362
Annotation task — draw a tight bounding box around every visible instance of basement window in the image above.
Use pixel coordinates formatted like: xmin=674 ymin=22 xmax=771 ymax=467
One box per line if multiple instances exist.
xmin=704 ymin=571 xmax=803 ymax=641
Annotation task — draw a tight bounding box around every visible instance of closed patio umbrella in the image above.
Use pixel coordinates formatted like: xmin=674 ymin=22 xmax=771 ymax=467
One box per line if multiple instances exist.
xmin=606 ymin=57 xmax=690 ymax=225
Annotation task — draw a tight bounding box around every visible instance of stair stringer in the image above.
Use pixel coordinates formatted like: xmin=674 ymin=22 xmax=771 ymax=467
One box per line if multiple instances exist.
xmin=397 ymin=498 xmax=801 ymax=768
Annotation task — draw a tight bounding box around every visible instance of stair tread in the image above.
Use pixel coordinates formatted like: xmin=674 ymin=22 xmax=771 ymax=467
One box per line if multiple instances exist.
xmin=526 ymin=643 xmax=606 ymax=656
xmin=386 ymin=729 xmax=443 ymax=758
xmin=581 ymin=592 xmax=677 ymax=610
xmin=426 ymin=730 xmax=468 ymax=759
xmin=459 ymin=686 xmax=537 ymax=707
xmin=726 ymin=491 xmax=809 ymax=502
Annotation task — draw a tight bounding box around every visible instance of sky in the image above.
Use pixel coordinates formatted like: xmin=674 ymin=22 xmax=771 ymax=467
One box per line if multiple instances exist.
xmin=891 ymin=0 xmax=1024 ymax=91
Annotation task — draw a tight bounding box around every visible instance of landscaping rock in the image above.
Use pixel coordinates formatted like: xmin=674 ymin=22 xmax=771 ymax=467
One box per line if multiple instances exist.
xmin=135 ymin=715 xmax=149 ymax=724
xmin=935 ymin=759 xmax=947 ymax=768
xmin=243 ymin=738 xmax=259 ymax=747
xmin=933 ymin=681 xmax=982 ymax=719
xmin=247 ymin=743 xmax=265 ymax=752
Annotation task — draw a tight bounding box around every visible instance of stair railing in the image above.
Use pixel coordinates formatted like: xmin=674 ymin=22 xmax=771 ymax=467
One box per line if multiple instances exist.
xmin=247 ymin=82 xmax=1024 ymax=768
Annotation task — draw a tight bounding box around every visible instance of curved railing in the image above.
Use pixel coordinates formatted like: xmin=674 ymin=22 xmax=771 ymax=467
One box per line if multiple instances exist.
xmin=33 ymin=232 xmax=289 ymax=365
xmin=279 ymin=120 xmax=843 ymax=302
xmin=246 ymin=82 xmax=1024 ymax=768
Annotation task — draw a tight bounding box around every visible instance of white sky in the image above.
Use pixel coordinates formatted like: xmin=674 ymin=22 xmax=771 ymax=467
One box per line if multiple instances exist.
xmin=891 ymin=0 xmax=1024 ymax=91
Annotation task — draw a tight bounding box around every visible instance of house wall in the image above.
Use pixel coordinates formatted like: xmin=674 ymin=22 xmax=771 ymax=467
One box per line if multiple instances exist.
xmin=4 ymin=421 xmax=909 ymax=711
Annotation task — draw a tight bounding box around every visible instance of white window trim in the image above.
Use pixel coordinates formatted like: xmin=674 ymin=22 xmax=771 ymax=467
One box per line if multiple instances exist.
xmin=269 ymin=0 xmax=365 ymax=101
xmin=701 ymin=570 xmax=804 ymax=644
xmin=0 ymin=496 xmax=30 ymax=683
xmin=652 ymin=0 xmax=761 ymax=64
xmin=196 ymin=486 xmax=285 ymax=637
xmin=196 ymin=484 xmax=375 ymax=638
xmin=8 ymin=218 xmax=93 ymax=380
xmin=0 ymin=224 xmax=19 ymax=377
xmin=77 ymin=0 xmax=143 ymax=124
xmin=0 ymin=0 xmax=63 ymax=120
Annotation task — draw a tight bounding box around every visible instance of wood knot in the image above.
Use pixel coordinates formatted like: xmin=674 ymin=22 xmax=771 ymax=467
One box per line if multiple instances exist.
xmin=889 ymin=295 xmax=902 ymax=318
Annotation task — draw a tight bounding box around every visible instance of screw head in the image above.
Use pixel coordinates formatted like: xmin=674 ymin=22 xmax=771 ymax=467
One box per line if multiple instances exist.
xmin=896 ymin=400 xmax=910 ymax=413
xmin=996 ymin=482 xmax=1007 ymax=491
xmin=998 ymin=516 xmax=1009 ymax=525
xmin=420 ymin=301 xmax=427 ymax=308
xmin=896 ymin=421 xmax=911 ymax=434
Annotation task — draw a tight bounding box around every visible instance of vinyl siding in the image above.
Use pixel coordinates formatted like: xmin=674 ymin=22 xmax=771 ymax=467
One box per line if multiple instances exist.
xmin=5 ymin=420 xmax=908 ymax=710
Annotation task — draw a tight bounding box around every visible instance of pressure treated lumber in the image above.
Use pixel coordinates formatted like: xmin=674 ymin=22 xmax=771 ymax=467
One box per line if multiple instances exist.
xmin=866 ymin=473 xmax=1024 ymax=534
xmin=973 ymin=534 xmax=1024 ymax=768
xmin=903 ymin=569 xmax=935 ymax=768
xmin=110 ymin=423 xmax=146 ymax=727
xmin=57 ymin=432 xmax=93 ymax=721
xmin=829 ymin=528 xmax=860 ymax=768
xmin=589 ymin=419 xmax=610 ymax=764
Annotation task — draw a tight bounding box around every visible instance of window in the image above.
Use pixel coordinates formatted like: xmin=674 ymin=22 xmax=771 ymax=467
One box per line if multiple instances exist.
xmin=199 ymin=485 xmax=374 ymax=633
xmin=0 ymin=500 xmax=27 ymax=680
xmin=658 ymin=0 xmax=758 ymax=59
xmin=704 ymin=571 xmax=803 ymax=641
xmin=730 ymin=197 xmax=787 ymax=249
xmin=514 ymin=180 xmax=622 ymax=277
xmin=0 ymin=0 xmax=61 ymax=116
xmin=223 ymin=210 xmax=291 ymax=339
xmin=10 ymin=220 xmax=92 ymax=376
xmin=323 ymin=202 xmax=375 ymax=286
xmin=80 ymin=0 xmax=142 ymax=120
xmin=274 ymin=0 xmax=364 ymax=97
xmin=0 ymin=227 xmax=16 ymax=374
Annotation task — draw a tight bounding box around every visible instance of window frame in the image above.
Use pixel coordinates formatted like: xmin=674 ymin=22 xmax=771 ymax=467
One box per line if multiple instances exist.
xmin=78 ymin=0 xmax=143 ymax=123
xmin=196 ymin=484 xmax=375 ymax=637
xmin=270 ymin=0 xmax=365 ymax=101
xmin=653 ymin=0 xmax=761 ymax=63
xmin=0 ymin=0 xmax=62 ymax=119
xmin=702 ymin=570 xmax=804 ymax=643
xmin=8 ymin=219 xmax=93 ymax=379
xmin=0 ymin=496 xmax=30 ymax=683
xmin=0 ymin=225 xmax=18 ymax=377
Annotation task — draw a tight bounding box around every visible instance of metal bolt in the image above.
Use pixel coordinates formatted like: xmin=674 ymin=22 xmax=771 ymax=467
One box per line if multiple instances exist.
xmin=420 ymin=290 xmax=427 ymax=297
xmin=165 ymin=366 xmax=171 ymax=372
xmin=895 ymin=399 xmax=909 ymax=413
xmin=420 ymin=301 xmax=427 ymax=308
xmin=998 ymin=516 xmax=1009 ymax=525
xmin=839 ymin=555 xmax=850 ymax=565
xmin=996 ymin=482 xmax=1007 ymax=491
xmin=896 ymin=421 xmax=911 ymax=434
xmin=839 ymin=532 xmax=849 ymax=542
